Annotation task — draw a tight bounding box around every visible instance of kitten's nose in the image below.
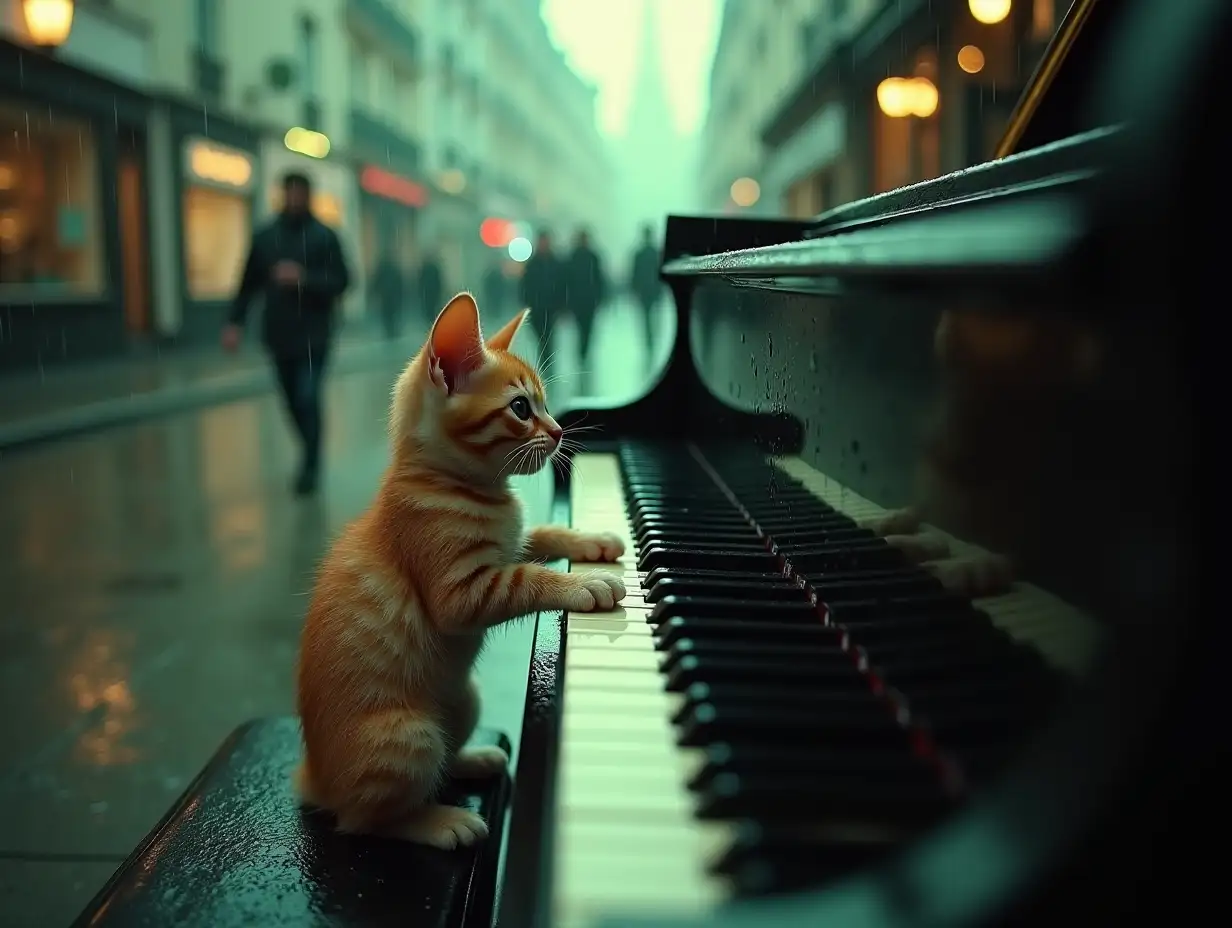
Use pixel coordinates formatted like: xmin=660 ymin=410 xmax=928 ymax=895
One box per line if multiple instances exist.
xmin=545 ymin=421 xmax=564 ymax=442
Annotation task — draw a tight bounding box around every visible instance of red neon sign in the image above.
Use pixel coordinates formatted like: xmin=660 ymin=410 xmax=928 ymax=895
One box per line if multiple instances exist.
xmin=360 ymin=165 xmax=428 ymax=208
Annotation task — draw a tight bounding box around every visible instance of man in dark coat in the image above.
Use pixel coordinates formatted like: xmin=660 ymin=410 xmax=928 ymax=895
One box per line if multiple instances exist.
xmin=564 ymin=228 xmax=606 ymax=385
xmin=630 ymin=223 xmax=663 ymax=357
xmin=222 ymin=171 xmax=351 ymax=495
xmin=518 ymin=230 xmax=566 ymax=362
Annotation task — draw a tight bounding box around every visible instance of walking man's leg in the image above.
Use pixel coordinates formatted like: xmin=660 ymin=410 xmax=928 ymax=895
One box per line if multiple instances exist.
xmin=295 ymin=347 xmax=329 ymax=494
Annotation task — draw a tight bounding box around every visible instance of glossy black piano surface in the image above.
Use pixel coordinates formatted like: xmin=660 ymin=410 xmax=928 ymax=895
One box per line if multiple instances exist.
xmin=498 ymin=0 xmax=1214 ymax=925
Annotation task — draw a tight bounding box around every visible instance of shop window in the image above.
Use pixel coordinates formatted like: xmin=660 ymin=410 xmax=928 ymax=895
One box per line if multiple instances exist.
xmin=183 ymin=186 xmax=250 ymax=301
xmin=0 ymin=101 xmax=105 ymax=300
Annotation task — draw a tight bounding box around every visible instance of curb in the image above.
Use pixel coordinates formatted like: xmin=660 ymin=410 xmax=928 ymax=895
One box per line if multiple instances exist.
xmin=0 ymin=343 xmax=409 ymax=453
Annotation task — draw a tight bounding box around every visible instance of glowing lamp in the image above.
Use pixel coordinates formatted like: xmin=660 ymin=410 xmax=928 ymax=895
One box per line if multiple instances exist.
xmin=23 ymin=0 xmax=75 ymax=48
xmin=480 ymin=218 xmax=515 ymax=248
xmin=284 ymin=127 xmax=331 ymax=159
xmin=877 ymin=77 xmax=939 ymax=118
xmin=957 ymin=45 xmax=986 ymax=74
xmin=507 ymin=237 xmax=532 ymax=263
xmin=730 ymin=177 xmax=760 ymax=208
xmin=969 ymin=0 xmax=1012 ymax=25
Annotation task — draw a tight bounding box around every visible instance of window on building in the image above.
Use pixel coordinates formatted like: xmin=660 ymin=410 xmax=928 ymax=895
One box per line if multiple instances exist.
xmin=183 ymin=186 xmax=250 ymax=301
xmin=0 ymin=100 xmax=104 ymax=300
xmin=300 ymin=14 xmax=319 ymax=101
xmin=195 ymin=0 xmax=219 ymax=54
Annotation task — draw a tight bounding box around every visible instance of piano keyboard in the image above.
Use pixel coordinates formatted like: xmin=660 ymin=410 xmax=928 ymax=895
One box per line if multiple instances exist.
xmin=552 ymin=444 xmax=1096 ymax=927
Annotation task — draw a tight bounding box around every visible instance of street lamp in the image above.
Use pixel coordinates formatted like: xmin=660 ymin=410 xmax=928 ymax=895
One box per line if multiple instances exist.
xmin=22 ymin=0 xmax=75 ymax=50
xmin=969 ymin=0 xmax=1012 ymax=25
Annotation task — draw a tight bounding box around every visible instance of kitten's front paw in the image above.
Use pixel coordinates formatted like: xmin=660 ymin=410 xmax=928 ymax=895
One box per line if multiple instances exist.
xmin=570 ymin=531 xmax=626 ymax=563
xmin=563 ymin=571 xmax=627 ymax=612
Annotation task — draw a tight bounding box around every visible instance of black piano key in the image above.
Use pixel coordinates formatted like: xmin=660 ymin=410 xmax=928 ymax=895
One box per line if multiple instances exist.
xmin=661 ymin=639 xmax=849 ymax=676
xmin=688 ymin=742 xmax=931 ymax=791
xmin=654 ymin=617 xmax=827 ymax=651
xmin=638 ymin=546 xmax=781 ymax=573
xmin=676 ymin=701 xmax=905 ymax=750
xmin=643 ymin=567 xmax=790 ymax=592
xmin=666 ymin=654 xmax=865 ymax=691
xmin=808 ymin=568 xmax=943 ymax=598
xmin=823 ymin=593 xmax=974 ymax=622
xmin=648 ymin=596 xmax=816 ymax=625
xmin=772 ymin=527 xmax=877 ymax=548
xmin=644 ymin=576 xmax=802 ymax=604
xmin=713 ymin=824 xmax=898 ymax=896
xmin=635 ymin=539 xmax=769 ymax=555
xmin=697 ymin=771 xmax=954 ymax=825
xmin=674 ymin=681 xmax=882 ymax=723
xmin=789 ymin=541 xmax=906 ymax=574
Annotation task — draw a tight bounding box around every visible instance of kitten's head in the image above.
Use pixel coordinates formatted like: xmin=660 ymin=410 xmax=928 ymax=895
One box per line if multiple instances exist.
xmin=391 ymin=292 xmax=562 ymax=481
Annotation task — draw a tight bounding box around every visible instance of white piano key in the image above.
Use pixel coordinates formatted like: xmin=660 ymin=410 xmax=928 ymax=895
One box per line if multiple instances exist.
xmin=553 ymin=453 xmax=726 ymax=923
xmin=776 ymin=455 xmax=1103 ymax=675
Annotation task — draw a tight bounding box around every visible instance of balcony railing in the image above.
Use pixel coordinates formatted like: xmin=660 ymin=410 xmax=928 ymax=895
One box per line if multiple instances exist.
xmin=344 ymin=0 xmax=421 ymax=75
xmin=349 ymin=108 xmax=423 ymax=179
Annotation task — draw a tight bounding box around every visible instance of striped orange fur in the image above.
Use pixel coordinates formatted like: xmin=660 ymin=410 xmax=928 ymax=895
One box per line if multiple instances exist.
xmin=295 ymin=293 xmax=626 ymax=849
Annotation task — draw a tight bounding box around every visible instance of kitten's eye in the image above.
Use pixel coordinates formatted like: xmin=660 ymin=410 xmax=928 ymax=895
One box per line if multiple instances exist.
xmin=509 ymin=396 xmax=532 ymax=420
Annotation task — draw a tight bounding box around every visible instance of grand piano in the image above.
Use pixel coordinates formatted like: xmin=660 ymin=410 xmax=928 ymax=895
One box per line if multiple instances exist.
xmin=497 ymin=0 xmax=1212 ymax=925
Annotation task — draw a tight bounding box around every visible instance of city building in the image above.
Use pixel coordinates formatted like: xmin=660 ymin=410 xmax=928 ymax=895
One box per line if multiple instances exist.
xmin=761 ymin=0 xmax=1069 ymax=217
xmin=474 ymin=0 xmax=615 ymax=273
xmin=0 ymin=0 xmax=162 ymax=368
xmin=613 ymin=1 xmax=691 ymax=279
xmin=0 ymin=0 xmax=611 ymax=372
xmin=697 ymin=0 xmax=830 ymax=215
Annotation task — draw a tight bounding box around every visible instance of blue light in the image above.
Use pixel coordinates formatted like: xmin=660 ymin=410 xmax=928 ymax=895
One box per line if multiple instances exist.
xmin=507 ymin=236 xmax=532 ymax=262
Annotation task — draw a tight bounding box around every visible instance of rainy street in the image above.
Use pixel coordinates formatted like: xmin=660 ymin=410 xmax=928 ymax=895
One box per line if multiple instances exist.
xmin=0 ymin=301 xmax=670 ymax=926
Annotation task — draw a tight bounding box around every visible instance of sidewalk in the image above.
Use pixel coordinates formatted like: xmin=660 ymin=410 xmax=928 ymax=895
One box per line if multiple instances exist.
xmin=0 ymin=329 xmax=414 ymax=452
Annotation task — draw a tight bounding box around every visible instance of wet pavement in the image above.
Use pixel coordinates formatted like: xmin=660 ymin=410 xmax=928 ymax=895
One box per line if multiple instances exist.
xmin=0 ymin=298 xmax=668 ymax=927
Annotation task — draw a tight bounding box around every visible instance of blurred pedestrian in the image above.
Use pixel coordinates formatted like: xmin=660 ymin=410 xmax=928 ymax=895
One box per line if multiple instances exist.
xmin=564 ymin=227 xmax=606 ymax=389
xmin=370 ymin=248 xmax=404 ymax=340
xmin=630 ymin=223 xmax=663 ymax=359
xmin=223 ymin=171 xmax=351 ymax=496
xmin=519 ymin=230 xmax=566 ymax=365
xmin=417 ymin=251 xmax=444 ymax=321
xmin=482 ymin=259 xmax=511 ymax=320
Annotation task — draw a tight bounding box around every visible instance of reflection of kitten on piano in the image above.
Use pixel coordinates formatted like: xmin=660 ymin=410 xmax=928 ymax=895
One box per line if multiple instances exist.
xmin=294 ymin=293 xmax=626 ymax=850
xmin=869 ymin=309 xmax=1103 ymax=598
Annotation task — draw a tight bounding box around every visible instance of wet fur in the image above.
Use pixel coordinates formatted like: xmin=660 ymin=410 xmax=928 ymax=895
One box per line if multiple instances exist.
xmin=295 ymin=293 xmax=626 ymax=849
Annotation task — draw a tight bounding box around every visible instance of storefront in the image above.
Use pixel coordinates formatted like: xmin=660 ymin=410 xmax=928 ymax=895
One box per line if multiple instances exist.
xmin=0 ymin=27 xmax=152 ymax=370
xmin=258 ymin=136 xmax=364 ymax=323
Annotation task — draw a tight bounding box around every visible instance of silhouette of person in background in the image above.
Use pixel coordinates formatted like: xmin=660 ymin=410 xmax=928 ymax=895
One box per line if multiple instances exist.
xmin=417 ymin=251 xmax=443 ymax=321
xmin=370 ymin=248 xmax=404 ymax=340
xmin=482 ymin=259 xmax=510 ymax=321
xmin=565 ymin=227 xmax=606 ymax=391
xmin=223 ymin=171 xmax=351 ymax=496
xmin=519 ymin=230 xmax=565 ymax=364
xmin=630 ymin=223 xmax=662 ymax=360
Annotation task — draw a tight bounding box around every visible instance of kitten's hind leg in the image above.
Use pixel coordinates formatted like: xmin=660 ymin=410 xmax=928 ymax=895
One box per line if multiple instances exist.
xmin=445 ymin=675 xmax=509 ymax=779
xmin=331 ymin=710 xmax=452 ymax=842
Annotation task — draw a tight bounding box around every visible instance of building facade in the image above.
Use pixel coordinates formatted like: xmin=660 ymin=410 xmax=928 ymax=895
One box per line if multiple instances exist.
xmin=0 ymin=0 xmax=611 ymax=372
xmin=700 ymin=0 xmax=1069 ymax=219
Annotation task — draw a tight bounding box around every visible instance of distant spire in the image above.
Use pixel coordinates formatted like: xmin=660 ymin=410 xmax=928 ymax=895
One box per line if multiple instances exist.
xmin=624 ymin=0 xmax=676 ymax=140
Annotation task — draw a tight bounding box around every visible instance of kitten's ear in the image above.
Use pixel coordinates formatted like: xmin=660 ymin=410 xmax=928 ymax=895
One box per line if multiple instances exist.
xmin=428 ymin=292 xmax=485 ymax=392
xmin=486 ymin=308 xmax=530 ymax=352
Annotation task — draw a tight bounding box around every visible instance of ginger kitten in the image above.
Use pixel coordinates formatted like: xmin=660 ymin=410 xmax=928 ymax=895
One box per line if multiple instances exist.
xmin=295 ymin=292 xmax=627 ymax=849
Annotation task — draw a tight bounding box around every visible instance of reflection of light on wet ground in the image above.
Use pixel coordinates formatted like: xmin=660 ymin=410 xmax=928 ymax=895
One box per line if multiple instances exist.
xmin=213 ymin=500 xmax=269 ymax=573
xmin=64 ymin=631 xmax=141 ymax=767
xmin=199 ymin=402 xmax=263 ymax=496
